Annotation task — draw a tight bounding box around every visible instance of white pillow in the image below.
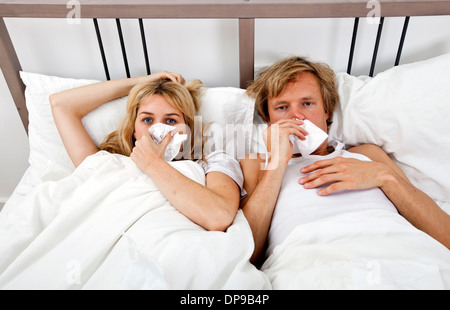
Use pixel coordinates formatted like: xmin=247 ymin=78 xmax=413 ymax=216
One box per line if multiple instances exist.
xmin=199 ymin=87 xmax=255 ymax=160
xmin=20 ymin=72 xmax=256 ymax=182
xmin=21 ymin=72 xmax=100 ymax=181
xmin=329 ymin=53 xmax=450 ymax=207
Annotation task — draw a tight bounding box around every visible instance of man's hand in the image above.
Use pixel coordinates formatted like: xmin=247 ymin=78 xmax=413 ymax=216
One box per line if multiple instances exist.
xmin=298 ymin=156 xmax=389 ymax=195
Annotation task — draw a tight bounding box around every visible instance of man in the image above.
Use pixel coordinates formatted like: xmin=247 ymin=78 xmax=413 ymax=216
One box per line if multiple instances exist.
xmin=240 ymin=56 xmax=450 ymax=267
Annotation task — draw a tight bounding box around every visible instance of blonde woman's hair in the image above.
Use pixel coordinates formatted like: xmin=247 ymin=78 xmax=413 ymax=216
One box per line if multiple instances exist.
xmin=246 ymin=56 xmax=339 ymax=128
xmin=100 ymin=79 xmax=204 ymax=159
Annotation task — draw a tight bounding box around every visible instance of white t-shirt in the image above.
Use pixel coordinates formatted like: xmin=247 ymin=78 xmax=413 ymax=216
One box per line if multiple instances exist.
xmin=266 ymin=141 xmax=398 ymax=256
xmin=197 ymin=150 xmax=246 ymax=197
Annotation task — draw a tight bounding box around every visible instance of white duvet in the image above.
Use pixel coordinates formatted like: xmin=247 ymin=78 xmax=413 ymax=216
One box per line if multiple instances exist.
xmin=0 ymin=151 xmax=270 ymax=290
xmin=262 ymin=209 xmax=450 ymax=289
xmin=2 ymin=152 xmax=449 ymax=290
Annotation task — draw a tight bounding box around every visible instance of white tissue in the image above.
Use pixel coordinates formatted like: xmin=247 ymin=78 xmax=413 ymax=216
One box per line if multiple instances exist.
xmin=289 ymin=119 xmax=328 ymax=156
xmin=148 ymin=123 xmax=188 ymax=161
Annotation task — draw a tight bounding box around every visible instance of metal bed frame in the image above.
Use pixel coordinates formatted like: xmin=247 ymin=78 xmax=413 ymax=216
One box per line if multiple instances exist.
xmin=1 ymin=0 xmax=450 ymax=133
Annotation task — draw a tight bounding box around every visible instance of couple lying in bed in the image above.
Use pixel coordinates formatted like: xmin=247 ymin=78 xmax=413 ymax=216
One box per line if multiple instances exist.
xmin=50 ymin=56 xmax=450 ymax=287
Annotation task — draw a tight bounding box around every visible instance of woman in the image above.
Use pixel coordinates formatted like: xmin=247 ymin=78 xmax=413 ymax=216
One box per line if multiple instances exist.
xmin=50 ymin=71 xmax=241 ymax=231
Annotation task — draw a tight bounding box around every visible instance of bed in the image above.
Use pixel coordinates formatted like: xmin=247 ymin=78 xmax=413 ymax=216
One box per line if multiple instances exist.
xmin=1 ymin=0 xmax=450 ymax=290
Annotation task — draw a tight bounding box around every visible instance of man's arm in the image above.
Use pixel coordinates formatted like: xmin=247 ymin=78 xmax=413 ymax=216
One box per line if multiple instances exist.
xmin=240 ymin=154 xmax=287 ymax=262
xmin=241 ymin=119 xmax=307 ymax=262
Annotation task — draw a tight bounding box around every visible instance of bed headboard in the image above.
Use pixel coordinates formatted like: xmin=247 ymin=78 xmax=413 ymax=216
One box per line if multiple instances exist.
xmin=1 ymin=0 xmax=450 ymax=133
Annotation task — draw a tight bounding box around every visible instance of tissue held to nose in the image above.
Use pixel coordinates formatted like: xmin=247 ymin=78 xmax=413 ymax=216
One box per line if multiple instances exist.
xmin=148 ymin=123 xmax=188 ymax=161
xmin=289 ymin=119 xmax=328 ymax=156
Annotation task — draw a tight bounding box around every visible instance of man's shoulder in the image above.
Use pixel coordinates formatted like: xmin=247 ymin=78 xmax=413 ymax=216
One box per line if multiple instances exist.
xmin=348 ymin=144 xmax=389 ymax=162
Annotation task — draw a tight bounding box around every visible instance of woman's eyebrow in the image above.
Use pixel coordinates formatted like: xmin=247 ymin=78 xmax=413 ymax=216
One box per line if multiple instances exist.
xmin=138 ymin=111 xmax=181 ymax=117
xmin=165 ymin=113 xmax=182 ymax=117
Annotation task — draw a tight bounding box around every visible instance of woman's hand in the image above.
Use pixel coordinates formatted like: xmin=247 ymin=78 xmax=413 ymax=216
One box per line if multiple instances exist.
xmin=144 ymin=71 xmax=185 ymax=84
xmin=130 ymin=130 xmax=174 ymax=171
xmin=263 ymin=118 xmax=308 ymax=167
xmin=299 ymin=157 xmax=389 ymax=195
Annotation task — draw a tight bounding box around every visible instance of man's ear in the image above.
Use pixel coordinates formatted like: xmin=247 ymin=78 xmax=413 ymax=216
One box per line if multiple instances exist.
xmin=325 ymin=110 xmax=330 ymax=121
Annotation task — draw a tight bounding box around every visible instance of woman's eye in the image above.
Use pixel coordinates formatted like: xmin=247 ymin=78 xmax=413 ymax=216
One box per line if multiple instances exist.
xmin=304 ymin=102 xmax=313 ymax=107
xmin=143 ymin=117 xmax=152 ymax=124
xmin=276 ymin=106 xmax=287 ymax=111
xmin=166 ymin=118 xmax=176 ymax=124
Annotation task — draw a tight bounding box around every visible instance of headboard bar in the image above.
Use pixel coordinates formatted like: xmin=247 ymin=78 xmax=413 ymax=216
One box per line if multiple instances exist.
xmin=347 ymin=17 xmax=360 ymax=74
xmin=115 ymin=19 xmax=131 ymax=79
xmin=139 ymin=19 xmax=151 ymax=76
xmin=2 ymin=1 xmax=450 ymax=18
xmin=93 ymin=18 xmax=111 ymax=81
xmin=395 ymin=16 xmax=411 ymax=66
xmin=239 ymin=18 xmax=255 ymax=89
xmin=370 ymin=17 xmax=385 ymax=77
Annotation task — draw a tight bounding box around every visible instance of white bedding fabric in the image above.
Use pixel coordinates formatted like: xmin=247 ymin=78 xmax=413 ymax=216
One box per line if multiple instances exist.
xmin=262 ymin=210 xmax=450 ymax=290
xmin=0 ymin=151 xmax=270 ymax=290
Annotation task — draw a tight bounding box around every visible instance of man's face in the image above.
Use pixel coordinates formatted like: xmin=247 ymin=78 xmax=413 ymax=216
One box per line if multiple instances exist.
xmin=267 ymin=72 xmax=329 ymax=133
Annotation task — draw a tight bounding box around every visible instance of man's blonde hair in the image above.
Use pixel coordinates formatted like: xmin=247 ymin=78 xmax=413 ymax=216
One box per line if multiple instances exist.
xmin=246 ymin=56 xmax=339 ymax=128
xmin=100 ymin=79 xmax=204 ymax=159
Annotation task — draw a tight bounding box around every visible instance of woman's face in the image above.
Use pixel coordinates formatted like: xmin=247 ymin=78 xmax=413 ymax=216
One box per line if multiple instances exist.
xmin=133 ymin=94 xmax=186 ymax=141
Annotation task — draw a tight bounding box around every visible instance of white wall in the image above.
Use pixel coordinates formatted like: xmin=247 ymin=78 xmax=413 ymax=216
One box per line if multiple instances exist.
xmin=1 ymin=15 xmax=450 ymax=206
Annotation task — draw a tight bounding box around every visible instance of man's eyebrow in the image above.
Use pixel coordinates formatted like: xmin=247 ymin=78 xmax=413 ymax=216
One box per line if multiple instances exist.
xmin=272 ymin=100 xmax=288 ymax=105
xmin=296 ymin=96 xmax=316 ymax=102
xmin=300 ymin=96 xmax=314 ymax=101
xmin=272 ymin=96 xmax=315 ymax=104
